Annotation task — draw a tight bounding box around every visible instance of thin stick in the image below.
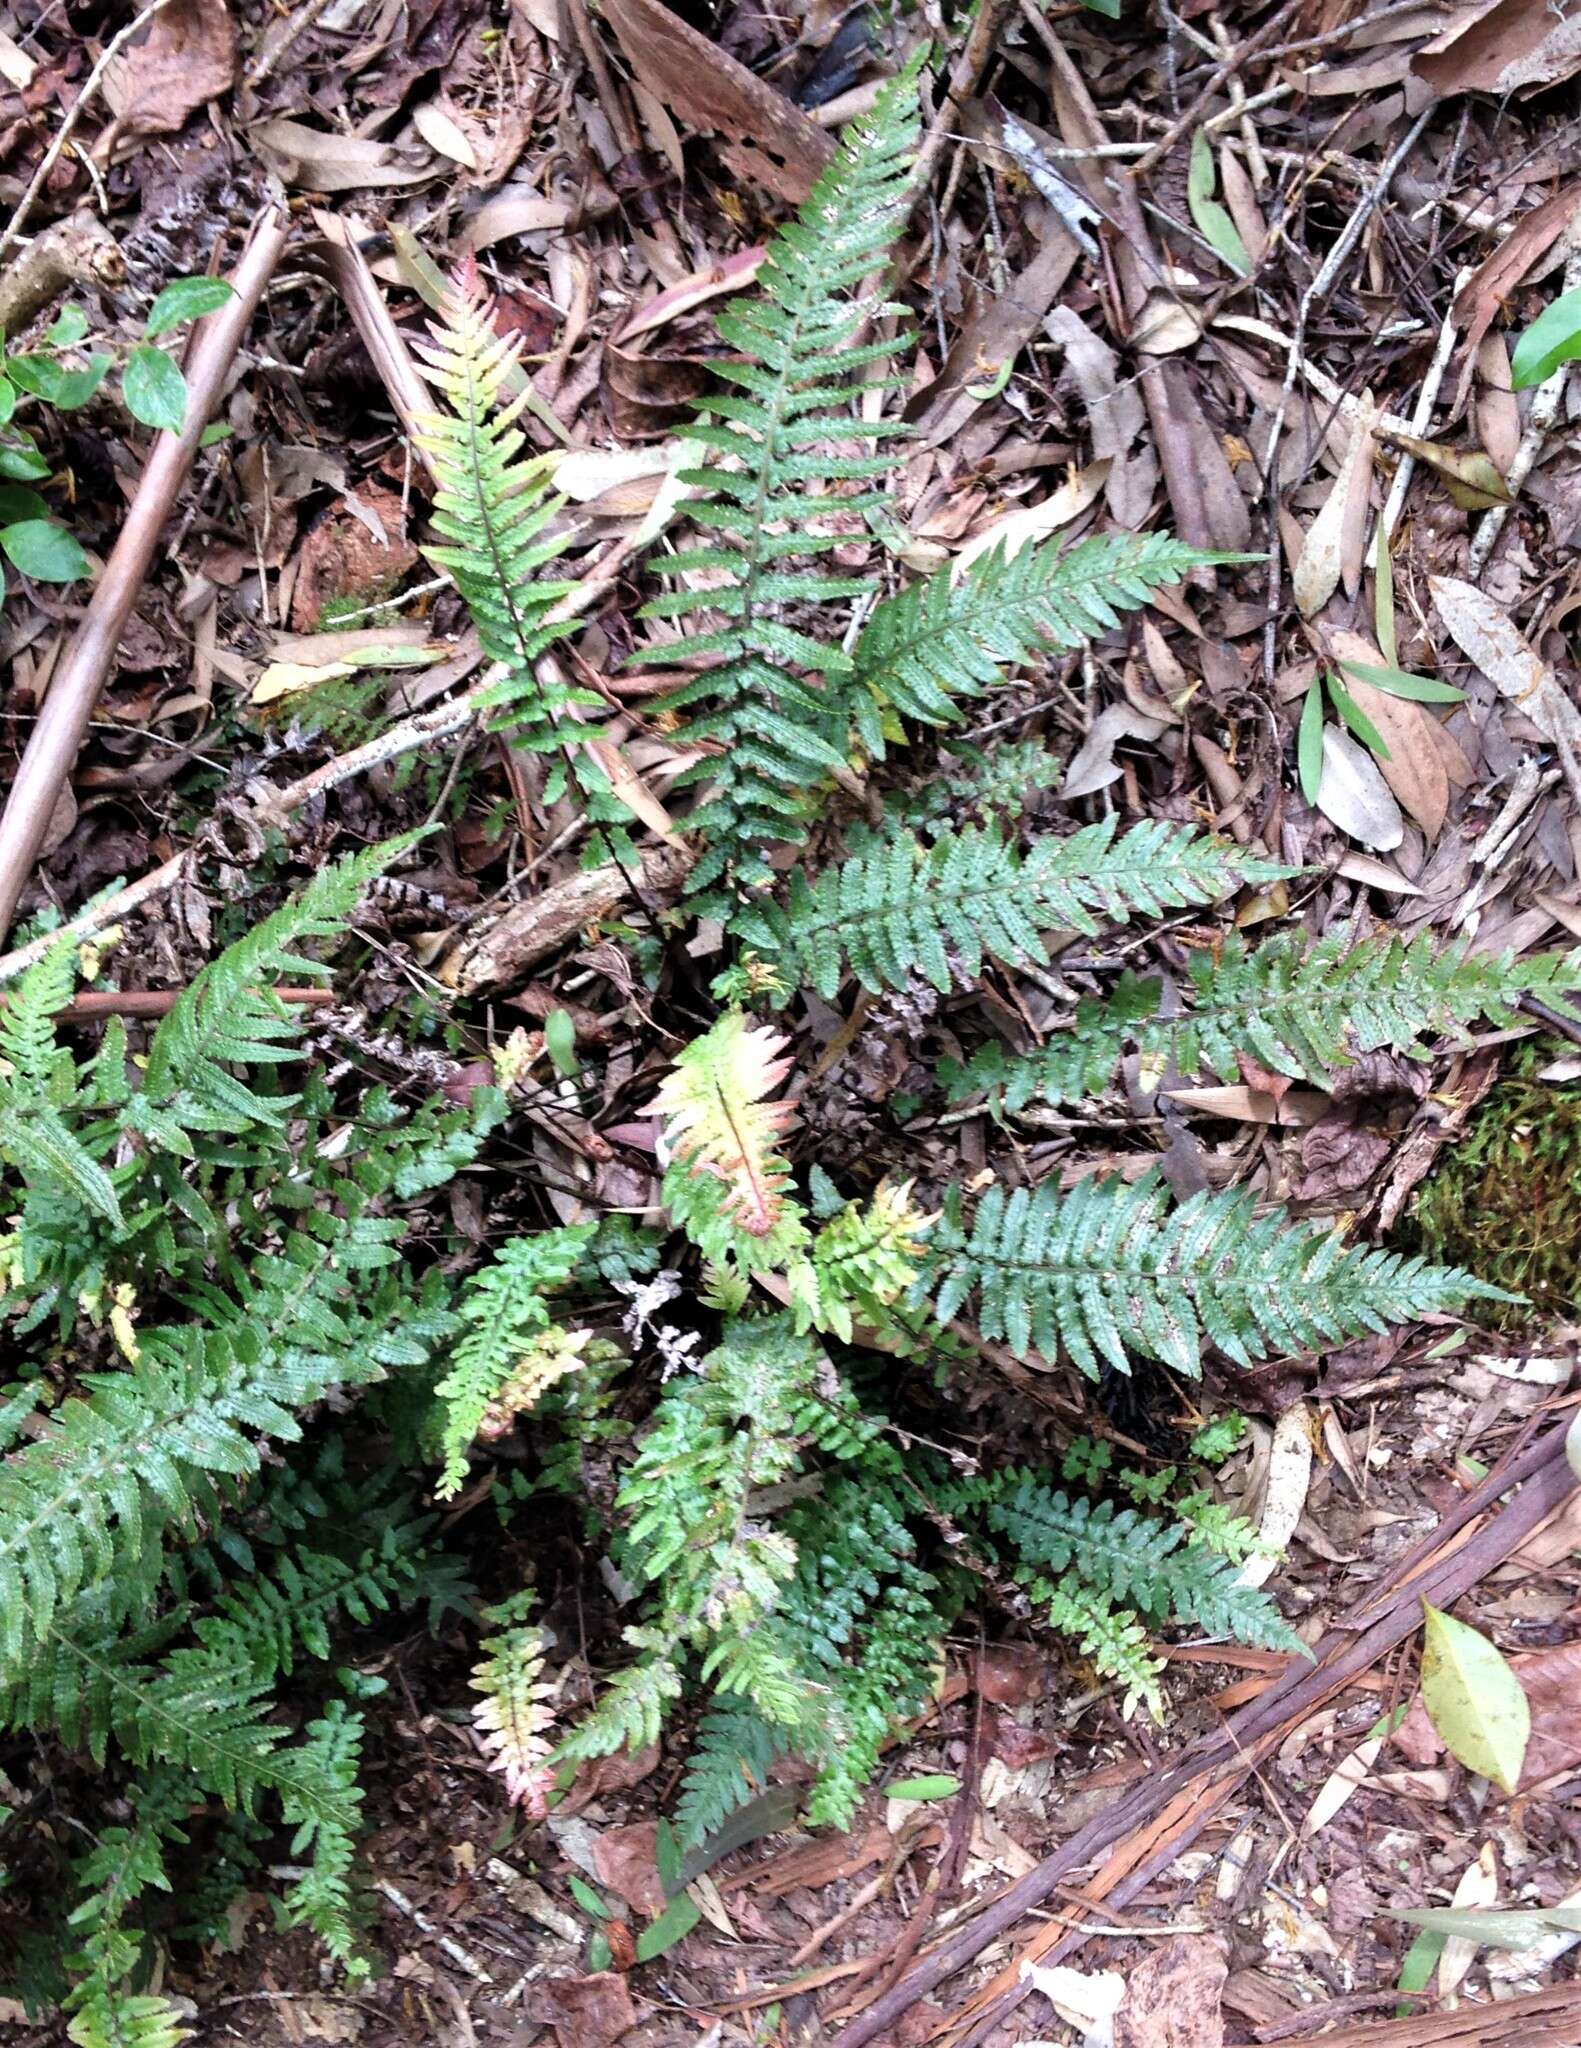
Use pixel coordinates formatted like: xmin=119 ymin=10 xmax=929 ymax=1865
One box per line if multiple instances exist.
xmin=1128 ymin=0 xmax=1299 ymax=180
xmin=1373 ymin=265 xmax=1470 ymax=552
xmin=1467 ymin=234 xmax=1581 ymax=578
xmin=0 ymin=0 xmax=171 ymax=270
xmin=0 ymin=207 xmax=291 ymax=945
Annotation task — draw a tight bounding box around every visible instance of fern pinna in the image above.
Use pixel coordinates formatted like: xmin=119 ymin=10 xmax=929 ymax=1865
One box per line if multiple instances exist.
xmin=630 ymin=62 xmax=921 ymax=904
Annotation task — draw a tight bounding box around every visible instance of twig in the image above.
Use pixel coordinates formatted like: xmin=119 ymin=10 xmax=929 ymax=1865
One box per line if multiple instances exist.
xmin=0 ymin=0 xmax=171 ymax=270
xmin=312 ymin=212 xmax=435 ymax=450
xmin=374 ymin=1877 xmax=494 ymax=1984
xmin=1467 ymin=234 xmax=1581 ymax=579
xmin=1128 ymin=0 xmax=1299 ymax=180
xmin=0 ymin=206 xmax=291 ymax=945
xmin=1373 ymin=265 xmax=1471 ymax=552
xmin=43 ymin=986 xmax=335 ymax=1023
xmin=833 ymin=1420 xmax=1575 ymax=2045
xmin=1260 ymin=110 xmax=1432 ymax=683
xmin=909 ymin=0 xmax=1017 ymax=202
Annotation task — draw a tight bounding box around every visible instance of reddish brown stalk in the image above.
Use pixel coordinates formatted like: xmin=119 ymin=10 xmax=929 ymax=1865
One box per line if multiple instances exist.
xmin=45 ymin=986 xmax=335 ymax=1023
xmin=0 ymin=207 xmax=290 ymax=944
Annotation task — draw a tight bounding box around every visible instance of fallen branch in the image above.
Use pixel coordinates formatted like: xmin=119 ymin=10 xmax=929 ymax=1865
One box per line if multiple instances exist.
xmin=0 ymin=205 xmax=291 ymax=944
xmin=48 ymin=986 xmax=334 ymax=1022
xmin=834 ymin=1418 xmax=1576 ymax=2046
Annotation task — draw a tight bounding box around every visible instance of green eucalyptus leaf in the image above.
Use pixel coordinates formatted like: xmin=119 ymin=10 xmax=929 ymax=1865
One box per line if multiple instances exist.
xmin=1187 ymin=130 xmax=1250 ymax=276
xmin=887 ymin=1773 xmax=961 ymax=1800
xmin=1297 ymin=678 xmax=1324 ymax=803
xmin=1327 ymin=671 xmax=1391 ymax=759
xmin=1420 ymin=1602 xmax=1530 ymax=1794
xmin=1341 ymin=658 xmax=1464 ymax=705
xmin=123 ymin=345 xmax=188 ymax=433
xmin=144 ymin=275 xmax=235 ymax=339
xmin=635 ymin=1891 xmax=700 ymax=1961
xmin=1510 ymin=284 xmax=1581 ymax=391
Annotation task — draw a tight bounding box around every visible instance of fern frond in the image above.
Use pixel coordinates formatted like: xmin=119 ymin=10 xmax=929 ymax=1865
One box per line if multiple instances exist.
xmin=1031 ymin=1575 xmax=1166 ymax=1717
xmin=0 ymin=935 xmax=124 ymax=1226
xmin=278 ymin=1702 xmax=368 ymax=1976
xmin=850 ymin=532 xmax=1222 ymax=754
xmin=742 ymin=818 xmax=1287 ymax=998
xmin=674 ymin=1703 xmax=792 ymax=1849
xmin=64 ymin=1807 xmax=188 ymax=2048
xmin=470 ymin=1593 xmax=557 ymax=1816
xmin=796 ymin=1180 xmax=933 ymax=1341
xmin=653 ymin=1012 xmax=805 ymax=1263
xmin=919 ymin=1171 xmax=1503 ymax=1377
xmin=431 ymin=1225 xmax=594 ymax=1500
xmin=632 ymin=63 xmax=922 ymax=899
xmin=136 ymin=840 xmax=407 ymax=1140
xmin=956 ymin=928 xmax=1581 ymax=1109
xmin=412 ymin=265 xmax=585 ymax=748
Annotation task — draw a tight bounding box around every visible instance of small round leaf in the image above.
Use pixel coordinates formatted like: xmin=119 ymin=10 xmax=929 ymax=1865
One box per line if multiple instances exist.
xmin=0 ymin=440 xmax=51 ymax=481
xmin=144 ymin=275 xmax=235 ymax=339
xmin=123 ymin=345 xmax=188 ymax=433
xmin=0 ymin=518 xmax=89 ymax=582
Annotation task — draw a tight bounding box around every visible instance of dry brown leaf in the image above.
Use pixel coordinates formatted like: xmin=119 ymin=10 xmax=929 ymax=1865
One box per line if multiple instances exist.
xmin=1432 ymin=575 xmax=1581 ymax=758
xmin=1294 ymin=405 xmax=1374 ymax=617
xmin=1046 ymin=306 xmax=1154 ymax=528
xmin=1382 ymin=427 xmax=1511 ymax=508
xmin=1316 ymin=724 xmax=1404 ymax=850
xmin=1415 ymin=0 xmax=1581 ymax=95
xmin=1453 ymin=185 xmax=1581 ymax=383
xmin=522 ymin=1972 xmax=637 ymax=2048
xmin=1114 ymin=1935 xmax=1228 ymax=2048
xmin=103 ymin=0 xmax=236 ymax=139
xmin=251 ymin=118 xmax=433 ymax=191
xmin=412 ymin=99 xmax=479 ymax=169
xmin=600 ymin=0 xmax=832 ymax=203
xmin=1059 ymin=700 xmax=1169 ymax=801
xmin=955 ymin=462 xmax=1109 ymax=573
xmin=910 ymin=229 xmax=1081 ymax=446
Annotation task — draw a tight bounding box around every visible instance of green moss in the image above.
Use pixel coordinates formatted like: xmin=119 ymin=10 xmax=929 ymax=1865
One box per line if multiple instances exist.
xmin=1413 ymin=1048 xmax=1581 ymax=1324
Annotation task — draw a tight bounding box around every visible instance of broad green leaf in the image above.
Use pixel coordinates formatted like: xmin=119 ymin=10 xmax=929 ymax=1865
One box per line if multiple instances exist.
xmin=567 ymin=1873 xmax=610 ymax=1920
xmin=887 ymin=1773 xmax=960 ymax=1800
xmin=1510 ymin=284 xmax=1581 ymax=390
xmin=1420 ymin=1602 xmax=1530 ymax=1793
xmin=1079 ymin=0 xmax=1121 ymax=16
xmin=144 ymin=275 xmax=235 ymax=338
xmin=634 ymin=1891 xmax=700 ymax=1961
xmin=0 ymin=518 xmax=88 ymax=582
xmin=1297 ymin=679 xmax=1324 ymax=803
xmin=1187 ymin=131 xmax=1250 ymax=276
xmin=0 ymin=439 xmax=50 ymax=480
xmin=7 ymin=352 xmax=110 ymax=409
xmin=1327 ymin=671 xmax=1390 ymax=758
xmin=0 ymin=485 xmax=50 ymax=525
xmin=654 ymin=1817 xmax=683 ymax=1895
xmin=0 ymin=376 xmax=15 ymax=427
xmin=544 ymin=1007 xmax=580 ymax=1078
xmin=199 ymin=421 xmax=233 ymax=448
xmin=123 ymin=345 xmax=188 ymax=433
xmin=44 ymin=306 xmax=88 ymax=348
xmin=587 ymin=1930 xmax=612 ymax=1971
xmin=1341 ymin=658 xmax=1464 ymax=705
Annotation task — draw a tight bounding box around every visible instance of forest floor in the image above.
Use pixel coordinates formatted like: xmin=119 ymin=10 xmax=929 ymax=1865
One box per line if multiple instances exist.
xmin=1 ymin=0 xmax=1581 ymax=2043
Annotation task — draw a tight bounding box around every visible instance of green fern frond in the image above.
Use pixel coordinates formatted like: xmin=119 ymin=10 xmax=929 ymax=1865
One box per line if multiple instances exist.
xmin=741 ymin=817 xmax=1288 ymax=998
xmin=631 ymin=62 xmax=922 ymax=900
xmin=919 ymin=1171 xmax=1504 ymax=1378
xmin=1030 ymin=1575 xmax=1166 ymax=1716
xmin=412 ymin=265 xmax=586 ymax=749
xmin=796 ymin=1180 xmax=933 ymax=1341
xmin=431 ymin=1225 xmax=594 ymax=1500
xmin=653 ymin=1012 xmax=806 ymax=1265
xmin=850 ymin=531 xmax=1223 ymax=753
xmin=674 ymin=1703 xmax=792 ymax=1850
xmin=64 ymin=1808 xmax=187 ymax=2048
xmin=955 ymin=928 xmax=1581 ymax=1110
xmin=278 ymin=1702 xmax=368 ymax=1975
xmin=136 ymin=840 xmax=408 ymax=1141
xmin=0 ymin=934 xmax=124 ymax=1226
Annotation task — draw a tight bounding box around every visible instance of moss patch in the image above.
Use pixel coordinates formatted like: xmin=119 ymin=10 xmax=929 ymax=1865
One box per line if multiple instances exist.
xmin=1413 ymin=1050 xmax=1581 ymax=1324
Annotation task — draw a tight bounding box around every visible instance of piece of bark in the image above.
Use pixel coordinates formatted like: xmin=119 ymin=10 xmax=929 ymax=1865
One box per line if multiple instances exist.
xmin=0 ymin=210 xmax=125 ymax=341
xmin=442 ymin=841 xmax=697 ymax=994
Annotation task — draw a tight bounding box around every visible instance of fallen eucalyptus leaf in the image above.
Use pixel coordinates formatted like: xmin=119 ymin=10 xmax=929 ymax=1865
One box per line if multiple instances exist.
xmin=1420 ymin=1602 xmax=1530 ymax=1794
xmin=1314 ymin=723 xmax=1404 ymax=849
xmin=1432 ymin=575 xmax=1581 ymax=758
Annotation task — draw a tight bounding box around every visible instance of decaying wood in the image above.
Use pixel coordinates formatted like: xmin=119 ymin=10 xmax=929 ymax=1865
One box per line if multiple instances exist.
xmin=441 ymin=840 xmax=698 ymax=994
xmin=0 ymin=210 xmax=125 ymax=339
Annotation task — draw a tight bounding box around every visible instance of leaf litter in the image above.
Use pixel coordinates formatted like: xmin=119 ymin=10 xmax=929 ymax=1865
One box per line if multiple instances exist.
xmin=0 ymin=0 xmax=1578 ymax=2041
